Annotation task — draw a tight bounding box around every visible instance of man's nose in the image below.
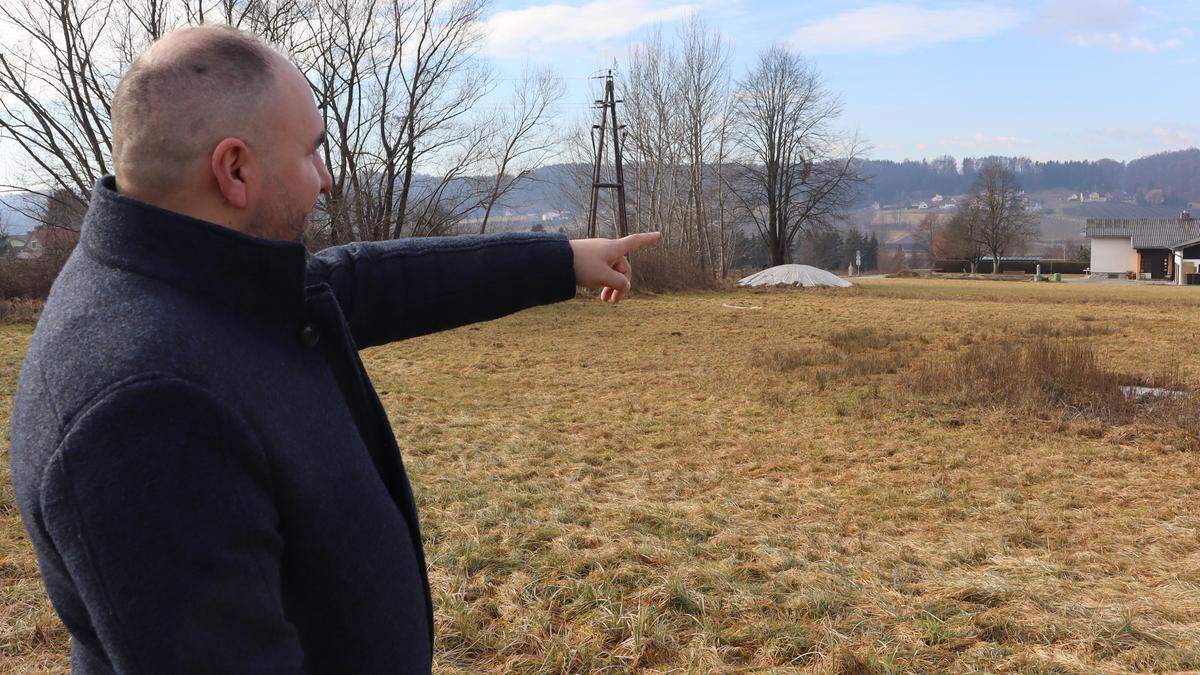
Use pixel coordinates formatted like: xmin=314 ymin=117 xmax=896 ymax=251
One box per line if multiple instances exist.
xmin=318 ymin=158 xmax=333 ymax=195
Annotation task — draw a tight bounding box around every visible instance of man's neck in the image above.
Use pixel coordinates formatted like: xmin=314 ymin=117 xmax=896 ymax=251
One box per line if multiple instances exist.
xmin=116 ymin=179 xmax=247 ymax=236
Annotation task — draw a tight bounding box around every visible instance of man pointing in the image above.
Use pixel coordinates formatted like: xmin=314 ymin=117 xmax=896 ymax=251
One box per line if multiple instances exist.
xmin=9 ymin=25 xmax=658 ymax=673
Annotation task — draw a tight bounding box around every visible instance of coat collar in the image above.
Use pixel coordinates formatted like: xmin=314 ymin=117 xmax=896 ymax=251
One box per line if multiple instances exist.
xmin=80 ymin=176 xmax=310 ymax=322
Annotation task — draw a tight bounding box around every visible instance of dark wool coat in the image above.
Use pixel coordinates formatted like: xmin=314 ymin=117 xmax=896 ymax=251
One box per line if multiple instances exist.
xmin=9 ymin=176 xmax=576 ymax=673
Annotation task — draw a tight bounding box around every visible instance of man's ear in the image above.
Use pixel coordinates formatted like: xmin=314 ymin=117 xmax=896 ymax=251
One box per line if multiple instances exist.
xmin=211 ymin=137 xmax=254 ymax=209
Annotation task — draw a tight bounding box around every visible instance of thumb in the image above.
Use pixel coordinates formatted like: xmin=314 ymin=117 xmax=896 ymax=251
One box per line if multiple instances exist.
xmin=618 ymin=231 xmax=661 ymax=255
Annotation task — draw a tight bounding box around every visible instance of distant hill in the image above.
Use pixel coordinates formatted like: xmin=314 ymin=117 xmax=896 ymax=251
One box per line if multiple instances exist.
xmin=449 ymin=150 xmax=1200 ymax=226
xmin=856 ymin=149 xmax=1200 ymax=208
xmin=1125 ymin=148 xmax=1200 ymax=205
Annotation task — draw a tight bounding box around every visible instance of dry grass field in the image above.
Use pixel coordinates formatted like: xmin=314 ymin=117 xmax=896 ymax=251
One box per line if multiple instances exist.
xmin=4 ymin=277 xmax=1200 ymax=673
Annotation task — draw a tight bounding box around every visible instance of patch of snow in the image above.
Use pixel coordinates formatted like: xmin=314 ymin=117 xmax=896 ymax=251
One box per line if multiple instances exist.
xmin=1121 ymin=385 xmax=1186 ymax=400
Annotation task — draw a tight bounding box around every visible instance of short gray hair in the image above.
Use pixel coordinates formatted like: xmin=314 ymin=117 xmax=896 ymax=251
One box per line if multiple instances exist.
xmin=111 ymin=25 xmax=281 ymax=195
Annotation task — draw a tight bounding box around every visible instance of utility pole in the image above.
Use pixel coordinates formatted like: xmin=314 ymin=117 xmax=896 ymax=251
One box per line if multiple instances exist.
xmin=587 ymin=70 xmax=629 ymax=238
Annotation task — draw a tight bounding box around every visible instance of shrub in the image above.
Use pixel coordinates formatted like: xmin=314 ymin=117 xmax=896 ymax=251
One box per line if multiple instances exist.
xmin=907 ymin=337 xmax=1199 ymax=446
xmin=0 ymin=253 xmax=71 ymax=300
xmin=629 ymin=246 xmax=721 ymax=293
xmin=0 ymin=298 xmax=44 ymax=323
xmin=908 ymin=338 xmax=1131 ymax=417
xmin=824 ymin=327 xmax=909 ymax=352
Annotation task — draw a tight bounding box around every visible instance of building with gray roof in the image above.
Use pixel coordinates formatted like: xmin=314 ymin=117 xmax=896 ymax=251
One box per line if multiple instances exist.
xmin=1083 ymin=213 xmax=1200 ymax=282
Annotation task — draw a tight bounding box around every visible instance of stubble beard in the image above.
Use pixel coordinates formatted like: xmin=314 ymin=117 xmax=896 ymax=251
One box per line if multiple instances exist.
xmin=249 ymin=181 xmax=311 ymax=243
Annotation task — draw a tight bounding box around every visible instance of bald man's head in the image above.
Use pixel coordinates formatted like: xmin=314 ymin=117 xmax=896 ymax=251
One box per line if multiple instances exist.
xmin=111 ymin=26 xmax=282 ymax=198
xmin=109 ymin=25 xmax=331 ymax=243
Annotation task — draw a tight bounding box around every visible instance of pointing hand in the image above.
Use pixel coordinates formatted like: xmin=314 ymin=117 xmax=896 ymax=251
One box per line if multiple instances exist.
xmin=569 ymin=232 xmax=662 ymax=304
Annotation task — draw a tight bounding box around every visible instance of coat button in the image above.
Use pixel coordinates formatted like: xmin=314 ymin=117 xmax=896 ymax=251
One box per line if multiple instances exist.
xmin=299 ymin=323 xmax=320 ymax=348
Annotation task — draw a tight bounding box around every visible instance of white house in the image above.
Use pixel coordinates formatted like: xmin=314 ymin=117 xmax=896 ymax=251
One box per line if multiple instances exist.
xmin=1172 ymin=235 xmax=1200 ymax=285
xmin=1085 ymin=212 xmax=1200 ymax=282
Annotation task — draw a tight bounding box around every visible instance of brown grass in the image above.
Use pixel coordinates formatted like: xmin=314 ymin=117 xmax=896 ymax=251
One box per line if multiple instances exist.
xmin=908 ymin=335 xmax=1200 ymax=451
xmin=4 ymin=278 xmax=1200 ymax=672
xmin=909 ymin=337 xmax=1131 ymax=417
xmin=0 ymin=299 xmax=43 ymax=325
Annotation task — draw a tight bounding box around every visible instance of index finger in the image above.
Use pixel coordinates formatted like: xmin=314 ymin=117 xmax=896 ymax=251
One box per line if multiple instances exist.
xmin=618 ymin=231 xmax=661 ymax=254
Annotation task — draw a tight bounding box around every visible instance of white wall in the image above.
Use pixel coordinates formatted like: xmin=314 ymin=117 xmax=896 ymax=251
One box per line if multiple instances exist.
xmin=1090 ymin=237 xmax=1137 ymax=274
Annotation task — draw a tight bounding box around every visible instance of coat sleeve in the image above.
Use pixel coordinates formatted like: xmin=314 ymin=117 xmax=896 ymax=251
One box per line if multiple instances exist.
xmin=39 ymin=376 xmax=304 ymax=674
xmin=304 ymin=232 xmax=577 ymax=349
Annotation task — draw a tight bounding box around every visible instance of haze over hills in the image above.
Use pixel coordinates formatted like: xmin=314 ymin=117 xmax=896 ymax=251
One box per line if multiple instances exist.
xmin=2 ymin=148 xmax=1196 ymax=241
xmin=856 ymin=148 xmax=1200 ymax=208
xmin=485 ymin=148 xmax=1200 ymax=220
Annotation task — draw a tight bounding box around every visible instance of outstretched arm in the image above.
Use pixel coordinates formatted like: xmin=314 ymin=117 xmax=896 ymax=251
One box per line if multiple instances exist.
xmin=306 ymin=231 xmax=660 ymax=349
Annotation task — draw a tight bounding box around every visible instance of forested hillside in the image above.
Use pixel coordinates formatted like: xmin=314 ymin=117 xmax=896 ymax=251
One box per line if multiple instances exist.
xmin=858 ymin=149 xmax=1198 ymax=206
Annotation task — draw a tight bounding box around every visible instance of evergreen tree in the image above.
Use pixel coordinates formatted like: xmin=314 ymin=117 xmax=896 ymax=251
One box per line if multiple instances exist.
xmin=798 ymin=229 xmax=845 ymax=271
xmin=863 ymin=233 xmax=879 ymax=271
xmin=841 ymin=230 xmax=864 ymax=270
xmin=821 ymin=230 xmax=844 ymax=270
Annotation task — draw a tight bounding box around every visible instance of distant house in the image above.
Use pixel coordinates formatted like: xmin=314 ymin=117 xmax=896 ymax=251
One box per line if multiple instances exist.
xmin=16 ymin=233 xmax=42 ymax=259
xmin=1084 ymin=211 xmax=1200 ymax=282
xmin=931 ymin=194 xmax=944 ymax=205
xmin=14 ymin=226 xmax=79 ymax=260
xmin=3 ymin=234 xmax=28 ymax=258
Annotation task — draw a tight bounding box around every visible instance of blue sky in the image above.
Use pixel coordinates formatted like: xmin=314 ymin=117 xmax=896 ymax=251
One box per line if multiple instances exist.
xmin=482 ymin=0 xmax=1200 ymax=162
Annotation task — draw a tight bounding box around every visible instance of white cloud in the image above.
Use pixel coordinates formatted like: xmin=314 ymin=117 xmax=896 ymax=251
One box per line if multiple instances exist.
xmin=1036 ymin=0 xmax=1186 ymax=52
xmin=1037 ymin=0 xmax=1139 ymax=32
xmin=1100 ymin=124 xmax=1197 ymax=149
xmin=482 ymin=0 xmax=696 ymax=58
xmin=786 ymin=3 xmax=1022 ymax=54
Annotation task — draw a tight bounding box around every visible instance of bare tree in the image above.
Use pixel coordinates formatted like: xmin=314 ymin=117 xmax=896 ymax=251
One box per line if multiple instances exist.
xmin=621 ymin=27 xmax=682 ymax=242
xmin=941 ymin=201 xmax=985 ymax=274
xmin=677 ymin=14 xmax=731 ymax=273
xmin=0 ymin=0 xmax=512 ymax=247
xmin=376 ymin=0 xmax=492 ymax=240
xmin=0 ymin=0 xmax=119 ymax=218
xmin=970 ymin=164 xmax=1037 ymax=274
xmin=305 ymin=0 xmax=383 ymax=244
xmin=912 ymin=213 xmax=937 ymax=268
xmin=614 ymin=15 xmax=735 ymax=275
xmin=730 ymin=44 xmax=864 ymax=266
xmin=476 ymin=66 xmax=563 ymax=234
xmin=556 ymin=117 xmax=607 ymax=236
